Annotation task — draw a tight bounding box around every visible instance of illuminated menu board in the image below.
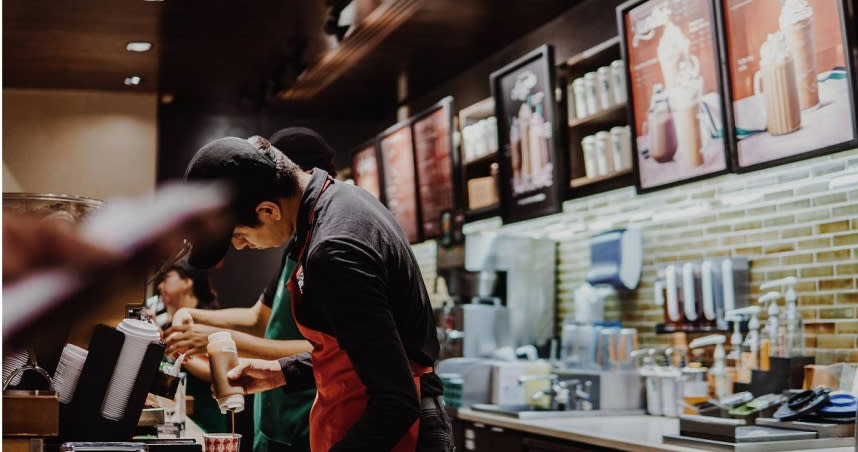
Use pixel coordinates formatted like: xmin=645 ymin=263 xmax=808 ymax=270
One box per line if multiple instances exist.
xmin=619 ymin=0 xmax=731 ymax=191
xmin=352 ymin=141 xmax=383 ymax=201
xmin=379 ymin=122 xmax=421 ymax=243
xmin=412 ymin=98 xmax=456 ymax=239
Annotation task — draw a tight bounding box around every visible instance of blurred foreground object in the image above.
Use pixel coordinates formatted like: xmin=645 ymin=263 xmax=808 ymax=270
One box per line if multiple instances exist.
xmin=3 ymin=182 xmax=232 ymax=348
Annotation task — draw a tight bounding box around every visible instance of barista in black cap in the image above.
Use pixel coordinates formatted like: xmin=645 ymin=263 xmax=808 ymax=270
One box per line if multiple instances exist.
xmin=184 ymin=133 xmax=452 ymax=452
xmin=167 ymin=129 xmax=337 ymax=452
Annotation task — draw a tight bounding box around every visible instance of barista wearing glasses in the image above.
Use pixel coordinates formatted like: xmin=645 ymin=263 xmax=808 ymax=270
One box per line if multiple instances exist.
xmin=184 ymin=134 xmax=453 ymax=452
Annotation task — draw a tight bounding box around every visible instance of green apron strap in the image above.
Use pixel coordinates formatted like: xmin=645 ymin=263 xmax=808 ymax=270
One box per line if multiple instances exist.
xmin=253 ymin=257 xmax=314 ymax=452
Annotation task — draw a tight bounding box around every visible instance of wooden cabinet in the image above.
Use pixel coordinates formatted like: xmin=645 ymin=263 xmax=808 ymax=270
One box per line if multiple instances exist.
xmin=453 ymin=419 xmax=618 ymax=452
xmin=459 ymin=421 xmax=522 ymax=452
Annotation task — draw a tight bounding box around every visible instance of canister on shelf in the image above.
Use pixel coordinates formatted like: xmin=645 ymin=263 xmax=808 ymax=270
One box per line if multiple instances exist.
xmin=594 ymin=131 xmax=615 ymax=176
xmin=573 ymin=78 xmax=588 ymax=119
xmin=581 ymin=135 xmax=598 ymax=179
xmin=610 ymin=60 xmax=628 ymax=105
xmin=566 ymin=80 xmax=577 ymax=121
xmin=610 ymin=126 xmax=631 ymax=171
xmin=584 ymin=72 xmax=601 ymax=115
xmin=597 ymin=66 xmax=615 ymax=109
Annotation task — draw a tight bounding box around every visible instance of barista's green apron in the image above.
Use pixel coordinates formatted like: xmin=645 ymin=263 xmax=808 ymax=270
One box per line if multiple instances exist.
xmin=253 ymin=256 xmax=315 ymax=452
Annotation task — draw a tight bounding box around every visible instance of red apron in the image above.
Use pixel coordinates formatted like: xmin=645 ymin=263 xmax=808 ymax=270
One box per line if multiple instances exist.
xmin=287 ymin=178 xmax=432 ymax=452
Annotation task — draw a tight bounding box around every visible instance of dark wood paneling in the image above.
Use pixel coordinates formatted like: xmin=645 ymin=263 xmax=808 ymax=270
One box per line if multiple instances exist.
xmin=408 ymin=0 xmax=627 ymax=113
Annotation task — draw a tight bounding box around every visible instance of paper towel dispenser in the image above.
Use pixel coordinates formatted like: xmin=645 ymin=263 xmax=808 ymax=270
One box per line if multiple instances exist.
xmin=586 ymin=228 xmax=642 ymax=290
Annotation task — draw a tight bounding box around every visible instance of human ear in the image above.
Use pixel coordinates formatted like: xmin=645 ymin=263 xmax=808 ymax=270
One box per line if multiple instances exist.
xmin=255 ymin=201 xmax=282 ymax=223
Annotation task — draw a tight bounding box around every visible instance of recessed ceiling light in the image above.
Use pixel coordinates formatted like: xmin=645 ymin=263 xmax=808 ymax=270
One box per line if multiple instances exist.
xmin=124 ymin=76 xmax=142 ymax=86
xmin=126 ymin=41 xmax=152 ymax=52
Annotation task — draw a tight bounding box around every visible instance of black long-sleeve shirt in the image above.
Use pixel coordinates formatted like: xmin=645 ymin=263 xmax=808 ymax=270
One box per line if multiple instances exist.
xmin=277 ymin=169 xmax=441 ymax=452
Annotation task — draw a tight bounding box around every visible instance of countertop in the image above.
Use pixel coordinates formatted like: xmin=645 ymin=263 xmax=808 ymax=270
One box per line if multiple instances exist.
xmin=454 ymin=408 xmax=855 ymax=452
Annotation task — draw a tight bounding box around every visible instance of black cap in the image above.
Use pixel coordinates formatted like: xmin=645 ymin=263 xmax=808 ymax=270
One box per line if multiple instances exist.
xmin=269 ymin=127 xmax=337 ymax=177
xmin=184 ymin=137 xmax=281 ymax=269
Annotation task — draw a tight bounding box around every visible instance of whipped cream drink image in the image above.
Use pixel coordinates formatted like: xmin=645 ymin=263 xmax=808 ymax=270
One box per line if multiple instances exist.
xmin=780 ymin=0 xmax=818 ymax=110
xmin=756 ymin=31 xmax=802 ymax=135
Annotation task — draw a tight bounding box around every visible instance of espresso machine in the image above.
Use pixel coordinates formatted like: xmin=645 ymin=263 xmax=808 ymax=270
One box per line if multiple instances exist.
xmin=435 ymin=232 xmax=556 ymax=359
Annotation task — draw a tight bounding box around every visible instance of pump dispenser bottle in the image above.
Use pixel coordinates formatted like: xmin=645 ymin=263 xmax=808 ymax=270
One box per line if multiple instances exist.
xmin=758 ymin=291 xmax=782 ymax=363
xmin=726 ymin=306 xmax=761 ymax=383
xmin=689 ymin=335 xmax=730 ymax=399
xmin=762 ymin=277 xmax=802 ymax=357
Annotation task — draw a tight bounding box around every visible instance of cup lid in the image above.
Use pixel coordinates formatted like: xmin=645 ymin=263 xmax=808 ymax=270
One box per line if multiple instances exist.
xmin=118 ymin=319 xmax=160 ymax=339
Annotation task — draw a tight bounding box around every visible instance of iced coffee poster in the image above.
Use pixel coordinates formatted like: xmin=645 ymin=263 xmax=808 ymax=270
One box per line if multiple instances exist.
xmin=352 ymin=143 xmax=382 ymax=201
xmin=722 ymin=0 xmax=856 ymax=170
xmin=379 ymin=124 xmax=420 ymax=243
xmin=620 ymin=0 xmax=730 ymax=191
xmin=491 ymin=45 xmax=563 ymax=223
xmin=413 ymin=100 xmax=455 ymax=239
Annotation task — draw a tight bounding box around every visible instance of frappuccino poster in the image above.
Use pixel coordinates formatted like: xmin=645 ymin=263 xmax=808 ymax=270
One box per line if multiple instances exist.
xmin=491 ymin=45 xmax=564 ymax=223
xmin=722 ymin=0 xmax=856 ymax=170
xmin=352 ymin=141 xmax=382 ymax=201
xmin=379 ymin=122 xmax=421 ymax=243
xmin=619 ymin=0 xmax=730 ymax=192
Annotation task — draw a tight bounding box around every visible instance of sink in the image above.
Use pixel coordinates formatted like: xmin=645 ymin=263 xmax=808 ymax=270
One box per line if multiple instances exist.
xmin=470 ymin=403 xmax=644 ymax=419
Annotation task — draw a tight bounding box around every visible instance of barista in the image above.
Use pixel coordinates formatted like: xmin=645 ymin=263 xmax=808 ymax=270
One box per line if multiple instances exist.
xmin=165 ymin=128 xmax=337 ymax=452
xmin=152 ymin=260 xmax=227 ymax=433
xmin=184 ymin=134 xmax=452 ymax=451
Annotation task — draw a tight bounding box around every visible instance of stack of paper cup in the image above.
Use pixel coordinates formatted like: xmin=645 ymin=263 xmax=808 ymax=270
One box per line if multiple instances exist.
xmin=54 ymin=344 xmax=89 ymax=404
xmin=3 ymin=349 xmax=29 ymax=387
xmin=101 ymin=319 xmax=160 ymax=420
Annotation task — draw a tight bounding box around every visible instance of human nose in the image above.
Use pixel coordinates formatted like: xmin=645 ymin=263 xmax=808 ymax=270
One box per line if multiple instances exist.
xmin=232 ymin=236 xmax=247 ymax=250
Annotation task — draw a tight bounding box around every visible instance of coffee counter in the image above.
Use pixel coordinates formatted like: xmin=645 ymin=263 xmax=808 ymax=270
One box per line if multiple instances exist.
xmin=451 ymin=408 xmax=854 ymax=452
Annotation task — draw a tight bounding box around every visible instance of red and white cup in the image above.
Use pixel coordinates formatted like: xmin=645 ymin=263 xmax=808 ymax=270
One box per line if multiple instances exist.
xmin=203 ymin=433 xmax=241 ymax=452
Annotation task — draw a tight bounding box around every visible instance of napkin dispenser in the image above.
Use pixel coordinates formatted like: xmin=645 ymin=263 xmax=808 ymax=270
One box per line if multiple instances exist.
xmin=587 ymin=228 xmax=642 ymax=291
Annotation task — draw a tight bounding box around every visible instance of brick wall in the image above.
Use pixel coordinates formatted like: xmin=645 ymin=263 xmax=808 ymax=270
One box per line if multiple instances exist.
xmin=417 ymin=148 xmax=858 ymax=364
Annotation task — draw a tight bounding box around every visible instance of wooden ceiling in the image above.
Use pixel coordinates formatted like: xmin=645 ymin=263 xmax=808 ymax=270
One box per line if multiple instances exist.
xmin=3 ymin=0 xmax=161 ymax=92
xmin=4 ymin=0 xmax=581 ymax=118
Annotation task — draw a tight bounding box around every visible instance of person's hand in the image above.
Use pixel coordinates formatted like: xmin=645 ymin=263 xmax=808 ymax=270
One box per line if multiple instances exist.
xmin=2 ymin=215 xmax=118 ymax=284
xmin=171 ymin=308 xmax=194 ymax=326
xmin=164 ymin=323 xmax=218 ymax=357
xmin=225 ymin=358 xmax=286 ymax=395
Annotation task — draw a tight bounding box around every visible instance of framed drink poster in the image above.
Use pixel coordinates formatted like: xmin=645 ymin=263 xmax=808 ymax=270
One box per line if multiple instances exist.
xmin=717 ymin=0 xmax=858 ymax=172
xmin=411 ymin=96 xmax=461 ymax=240
xmin=351 ymin=139 xmax=384 ymax=202
xmin=618 ymin=0 xmax=732 ymax=193
xmin=491 ymin=45 xmax=566 ymax=224
xmin=378 ymin=120 xmax=422 ymax=244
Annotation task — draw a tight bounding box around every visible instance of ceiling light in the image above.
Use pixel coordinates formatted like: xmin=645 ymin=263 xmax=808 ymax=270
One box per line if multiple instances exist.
xmin=124 ymin=76 xmax=142 ymax=86
xmin=126 ymin=41 xmax=152 ymax=52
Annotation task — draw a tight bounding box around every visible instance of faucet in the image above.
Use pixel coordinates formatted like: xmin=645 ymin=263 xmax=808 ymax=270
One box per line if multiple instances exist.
xmin=518 ymin=374 xmax=561 ymax=410
xmin=517 ymin=375 xmax=594 ymax=411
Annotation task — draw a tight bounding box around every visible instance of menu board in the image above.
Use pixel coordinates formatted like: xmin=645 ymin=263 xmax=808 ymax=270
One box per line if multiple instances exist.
xmin=379 ymin=123 xmax=421 ymax=243
xmin=352 ymin=142 xmax=383 ymax=201
xmin=619 ymin=0 xmax=731 ymax=192
xmin=721 ymin=0 xmax=856 ymax=171
xmin=491 ymin=45 xmax=565 ymax=223
xmin=412 ymin=98 xmax=456 ymax=239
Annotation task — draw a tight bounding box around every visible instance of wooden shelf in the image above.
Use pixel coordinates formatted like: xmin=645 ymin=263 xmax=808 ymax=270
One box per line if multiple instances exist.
xmin=570 ymin=169 xmax=632 ymax=188
xmin=464 ymin=152 xmax=498 ymax=167
xmin=568 ymin=103 xmax=627 ymax=129
xmin=562 ymin=36 xmax=620 ymax=69
xmin=566 ymin=169 xmax=634 ymax=200
xmin=465 ymin=204 xmax=500 ymax=222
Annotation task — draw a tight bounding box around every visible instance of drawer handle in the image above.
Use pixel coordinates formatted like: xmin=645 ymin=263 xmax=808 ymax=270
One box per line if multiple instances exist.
xmin=490 ymin=427 xmax=504 ymax=433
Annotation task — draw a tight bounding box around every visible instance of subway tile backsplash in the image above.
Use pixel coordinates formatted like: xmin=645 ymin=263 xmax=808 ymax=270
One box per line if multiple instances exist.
xmin=415 ymin=148 xmax=858 ymax=364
